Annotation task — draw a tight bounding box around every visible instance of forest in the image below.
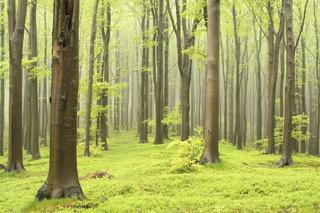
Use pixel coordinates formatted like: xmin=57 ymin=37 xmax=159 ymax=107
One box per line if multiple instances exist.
xmin=0 ymin=0 xmax=320 ymax=212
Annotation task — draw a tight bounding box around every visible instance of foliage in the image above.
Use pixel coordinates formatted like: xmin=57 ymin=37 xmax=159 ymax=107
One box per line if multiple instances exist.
xmin=162 ymin=105 xmax=182 ymax=127
xmin=171 ymin=138 xmax=203 ymax=174
xmin=254 ymin=114 xmax=310 ymax=150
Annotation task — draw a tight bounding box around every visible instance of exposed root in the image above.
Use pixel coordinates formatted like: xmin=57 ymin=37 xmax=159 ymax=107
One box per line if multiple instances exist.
xmin=36 ymin=183 xmax=85 ymax=201
xmin=277 ymin=159 xmax=293 ymax=167
xmin=199 ymin=155 xmax=219 ymax=165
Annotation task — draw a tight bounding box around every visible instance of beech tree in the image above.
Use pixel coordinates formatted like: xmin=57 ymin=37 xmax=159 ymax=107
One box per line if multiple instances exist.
xmin=36 ymin=0 xmax=84 ymax=200
xmin=200 ymin=0 xmax=220 ymax=164
xmin=84 ymin=0 xmax=100 ymax=156
xmin=7 ymin=0 xmax=28 ymax=172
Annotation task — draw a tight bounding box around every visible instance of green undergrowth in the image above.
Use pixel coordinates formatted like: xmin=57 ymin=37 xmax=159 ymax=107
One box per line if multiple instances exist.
xmin=1 ymin=132 xmax=320 ymax=212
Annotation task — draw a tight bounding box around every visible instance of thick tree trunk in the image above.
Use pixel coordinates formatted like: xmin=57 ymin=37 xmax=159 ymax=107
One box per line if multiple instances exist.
xmin=84 ymin=0 xmax=99 ymax=156
xmin=29 ymin=0 xmax=41 ymax=160
xmin=7 ymin=0 xmax=28 ymax=172
xmin=36 ymin=0 xmax=84 ymax=200
xmin=200 ymin=0 xmax=220 ymax=164
xmin=279 ymin=0 xmax=294 ymax=166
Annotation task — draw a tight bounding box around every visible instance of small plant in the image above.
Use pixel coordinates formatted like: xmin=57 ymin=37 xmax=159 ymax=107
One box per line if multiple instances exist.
xmin=171 ymin=138 xmax=203 ymax=173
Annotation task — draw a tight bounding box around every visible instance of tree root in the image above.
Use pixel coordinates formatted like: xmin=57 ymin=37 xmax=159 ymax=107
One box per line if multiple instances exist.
xmin=36 ymin=183 xmax=85 ymax=201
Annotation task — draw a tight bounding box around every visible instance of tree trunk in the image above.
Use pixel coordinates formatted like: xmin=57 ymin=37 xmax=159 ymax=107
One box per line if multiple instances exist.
xmin=84 ymin=0 xmax=99 ymax=156
xmin=154 ymin=0 xmax=164 ymax=144
xmin=163 ymin=14 xmax=169 ymax=139
xmin=7 ymin=0 xmax=28 ymax=172
xmin=36 ymin=0 xmax=84 ymax=200
xmin=253 ymin=18 xmax=262 ymax=141
xmin=232 ymin=5 xmax=242 ymax=150
xmin=267 ymin=0 xmax=284 ymax=154
xmin=314 ymin=0 xmax=320 ymax=156
xmin=29 ymin=0 xmax=41 ymax=160
xmin=200 ymin=0 xmax=220 ymax=164
xmin=279 ymin=0 xmax=294 ymax=166
xmin=0 ymin=0 xmax=4 ymax=156
xmin=114 ymin=30 xmax=121 ymax=133
xmin=100 ymin=1 xmax=111 ymax=150
xmin=300 ymin=37 xmax=307 ymax=153
xmin=140 ymin=4 xmax=149 ymax=144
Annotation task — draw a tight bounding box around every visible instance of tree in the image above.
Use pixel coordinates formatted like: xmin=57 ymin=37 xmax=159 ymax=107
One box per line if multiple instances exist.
xmin=167 ymin=0 xmax=201 ymax=141
xmin=7 ymin=0 xmax=28 ymax=172
xmin=84 ymin=0 xmax=100 ymax=156
xmin=100 ymin=0 xmax=111 ymax=150
xmin=279 ymin=0 xmax=294 ymax=166
xmin=36 ymin=0 xmax=84 ymax=200
xmin=29 ymin=0 xmax=41 ymax=160
xmin=253 ymin=18 xmax=262 ymax=141
xmin=200 ymin=0 xmax=220 ymax=164
xmin=232 ymin=4 xmax=242 ymax=149
xmin=140 ymin=1 xmax=149 ymax=144
xmin=0 ymin=0 xmax=5 ymax=156
xmin=266 ymin=0 xmax=285 ymax=154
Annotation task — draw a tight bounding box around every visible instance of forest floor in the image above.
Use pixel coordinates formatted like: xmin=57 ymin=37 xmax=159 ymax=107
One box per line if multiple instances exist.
xmin=1 ymin=132 xmax=320 ymax=212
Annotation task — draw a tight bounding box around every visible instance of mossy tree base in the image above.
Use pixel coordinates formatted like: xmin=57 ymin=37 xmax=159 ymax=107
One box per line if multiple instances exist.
xmin=36 ymin=183 xmax=85 ymax=201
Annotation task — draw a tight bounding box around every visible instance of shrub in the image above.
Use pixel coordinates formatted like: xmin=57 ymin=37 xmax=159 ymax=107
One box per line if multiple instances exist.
xmin=171 ymin=138 xmax=203 ymax=173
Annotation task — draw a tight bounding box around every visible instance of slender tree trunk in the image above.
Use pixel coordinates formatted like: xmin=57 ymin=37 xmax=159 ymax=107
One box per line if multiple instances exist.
xmin=267 ymin=0 xmax=284 ymax=154
xmin=254 ymin=18 xmax=262 ymax=141
xmin=300 ymin=37 xmax=307 ymax=153
xmin=29 ymin=0 xmax=40 ymax=160
xmin=200 ymin=0 xmax=220 ymax=164
xmin=100 ymin=1 xmax=111 ymax=150
xmin=114 ymin=30 xmax=120 ymax=132
xmin=41 ymin=5 xmax=48 ymax=147
xmin=314 ymin=0 xmax=320 ymax=156
xmin=154 ymin=0 xmax=164 ymax=144
xmin=36 ymin=0 xmax=84 ymax=200
xmin=140 ymin=5 xmax=149 ymax=144
xmin=0 ymin=0 xmax=4 ymax=156
xmin=279 ymin=0 xmax=294 ymax=166
xmin=7 ymin=0 xmax=28 ymax=172
xmin=84 ymin=0 xmax=99 ymax=156
xmin=232 ymin=5 xmax=242 ymax=149
xmin=163 ymin=14 xmax=169 ymax=139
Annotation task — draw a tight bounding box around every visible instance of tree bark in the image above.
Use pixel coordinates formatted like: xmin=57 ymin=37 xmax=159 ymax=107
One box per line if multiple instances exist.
xmin=232 ymin=5 xmax=242 ymax=149
xmin=153 ymin=0 xmax=164 ymax=144
xmin=29 ymin=0 xmax=41 ymax=160
xmin=0 ymin=0 xmax=4 ymax=156
xmin=84 ymin=0 xmax=99 ymax=156
xmin=7 ymin=0 xmax=28 ymax=172
xmin=279 ymin=0 xmax=294 ymax=166
xmin=140 ymin=3 xmax=149 ymax=144
xmin=200 ymin=0 xmax=220 ymax=164
xmin=100 ymin=1 xmax=111 ymax=150
xmin=36 ymin=0 xmax=84 ymax=200
xmin=253 ymin=18 xmax=262 ymax=141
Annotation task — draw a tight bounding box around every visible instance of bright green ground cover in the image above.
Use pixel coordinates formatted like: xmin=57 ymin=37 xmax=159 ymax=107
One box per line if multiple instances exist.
xmin=1 ymin=132 xmax=320 ymax=212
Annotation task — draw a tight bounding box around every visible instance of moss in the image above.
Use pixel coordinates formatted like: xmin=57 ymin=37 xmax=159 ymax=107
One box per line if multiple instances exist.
xmin=1 ymin=131 xmax=320 ymax=212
